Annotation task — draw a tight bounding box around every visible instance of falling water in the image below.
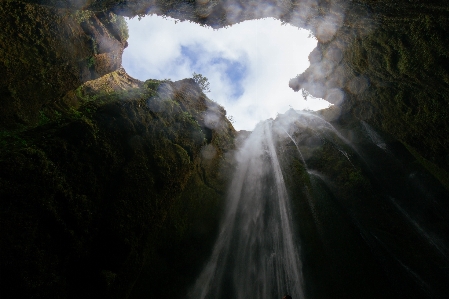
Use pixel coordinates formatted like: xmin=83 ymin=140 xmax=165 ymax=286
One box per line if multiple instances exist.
xmin=292 ymin=111 xmax=359 ymax=165
xmin=361 ymin=121 xmax=387 ymax=150
xmin=295 ymin=111 xmax=351 ymax=144
xmin=282 ymin=128 xmax=308 ymax=169
xmin=188 ymin=121 xmax=305 ymax=299
xmin=282 ymin=110 xmax=358 ymax=169
xmin=389 ymin=196 xmax=449 ymax=261
xmin=278 ymin=124 xmax=323 ymax=236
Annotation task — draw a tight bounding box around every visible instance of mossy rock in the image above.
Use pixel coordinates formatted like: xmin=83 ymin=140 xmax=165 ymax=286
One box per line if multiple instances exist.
xmin=0 ymin=77 xmax=235 ymax=298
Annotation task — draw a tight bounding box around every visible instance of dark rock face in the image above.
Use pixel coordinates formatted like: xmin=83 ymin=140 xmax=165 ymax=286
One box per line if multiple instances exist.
xmin=0 ymin=2 xmax=127 ymax=129
xmin=271 ymin=110 xmax=449 ymax=299
xmin=0 ymin=2 xmax=237 ymax=298
xmin=0 ymin=77 xmax=235 ymax=298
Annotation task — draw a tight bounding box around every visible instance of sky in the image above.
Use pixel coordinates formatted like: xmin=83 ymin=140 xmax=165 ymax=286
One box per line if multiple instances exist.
xmin=122 ymin=15 xmax=332 ymax=131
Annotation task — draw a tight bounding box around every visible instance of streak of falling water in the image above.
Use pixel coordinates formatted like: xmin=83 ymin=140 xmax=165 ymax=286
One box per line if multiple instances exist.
xmin=294 ymin=110 xmax=373 ymax=169
xmin=389 ymin=196 xmax=449 ymax=261
xmin=361 ymin=121 xmax=387 ymax=150
xmin=188 ymin=121 xmax=305 ymax=299
xmin=282 ymin=128 xmax=308 ymax=169
xmin=296 ymin=111 xmax=351 ymax=145
xmin=337 ymin=148 xmax=355 ymax=168
xmin=293 ymin=111 xmax=357 ymax=160
xmin=279 ymin=126 xmax=322 ymax=237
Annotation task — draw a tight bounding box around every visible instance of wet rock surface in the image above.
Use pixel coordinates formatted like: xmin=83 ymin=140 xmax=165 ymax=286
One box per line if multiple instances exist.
xmin=0 ymin=2 xmax=127 ymax=128
xmin=273 ymin=109 xmax=449 ymax=298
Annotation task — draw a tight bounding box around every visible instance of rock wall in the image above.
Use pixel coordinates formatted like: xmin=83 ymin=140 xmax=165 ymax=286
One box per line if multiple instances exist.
xmin=272 ymin=109 xmax=449 ymax=298
xmin=0 ymin=1 xmax=238 ymax=298
xmin=0 ymin=75 xmax=236 ymax=298
xmin=0 ymin=1 xmax=127 ymax=128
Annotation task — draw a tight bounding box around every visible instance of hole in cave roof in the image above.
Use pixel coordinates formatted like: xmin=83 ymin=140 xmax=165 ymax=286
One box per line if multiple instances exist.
xmin=123 ymin=14 xmax=333 ymax=130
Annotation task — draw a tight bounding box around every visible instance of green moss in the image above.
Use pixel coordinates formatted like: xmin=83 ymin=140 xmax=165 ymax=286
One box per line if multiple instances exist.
xmin=344 ymin=8 xmax=449 ymax=171
xmin=0 ymin=2 xmax=102 ymax=128
xmin=143 ymin=79 xmax=161 ymax=91
xmin=87 ymin=56 xmax=96 ymax=68
xmin=0 ymin=130 xmax=28 ymax=150
xmin=109 ymin=13 xmax=129 ymax=41
xmin=74 ymin=9 xmax=94 ymax=24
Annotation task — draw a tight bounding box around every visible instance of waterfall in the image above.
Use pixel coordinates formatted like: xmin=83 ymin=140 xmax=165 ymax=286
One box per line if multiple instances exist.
xmin=295 ymin=111 xmax=350 ymax=144
xmin=188 ymin=121 xmax=305 ymax=299
xmin=291 ymin=111 xmax=358 ymax=166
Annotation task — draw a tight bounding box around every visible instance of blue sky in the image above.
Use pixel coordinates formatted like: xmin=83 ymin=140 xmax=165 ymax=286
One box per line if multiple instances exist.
xmin=122 ymin=15 xmax=331 ymax=130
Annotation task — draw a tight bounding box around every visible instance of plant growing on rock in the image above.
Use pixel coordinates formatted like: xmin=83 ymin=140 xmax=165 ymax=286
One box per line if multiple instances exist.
xmin=192 ymin=72 xmax=211 ymax=93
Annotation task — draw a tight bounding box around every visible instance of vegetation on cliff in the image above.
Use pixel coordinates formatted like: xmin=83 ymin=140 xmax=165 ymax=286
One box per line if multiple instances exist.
xmin=0 ymin=74 xmax=235 ymax=298
xmin=0 ymin=1 xmax=128 ymax=129
xmin=342 ymin=4 xmax=449 ymax=178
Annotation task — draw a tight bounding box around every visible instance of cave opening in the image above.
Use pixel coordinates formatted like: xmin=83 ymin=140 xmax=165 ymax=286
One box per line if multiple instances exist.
xmin=122 ymin=14 xmax=332 ymax=130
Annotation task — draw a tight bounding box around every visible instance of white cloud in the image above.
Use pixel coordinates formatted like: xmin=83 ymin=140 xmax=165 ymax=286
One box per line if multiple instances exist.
xmin=123 ymin=15 xmax=331 ymax=131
